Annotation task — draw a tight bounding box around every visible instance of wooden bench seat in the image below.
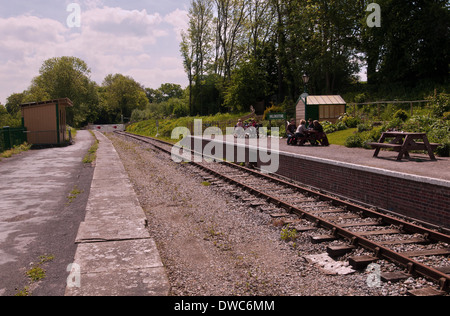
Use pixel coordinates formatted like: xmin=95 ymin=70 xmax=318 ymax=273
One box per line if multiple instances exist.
xmin=367 ymin=142 xmax=402 ymax=149
xmin=415 ymin=142 xmax=441 ymax=150
xmin=369 ymin=132 xmax=438 ymax=161
xmin=368 ymin=142 xmax=441 ymax=151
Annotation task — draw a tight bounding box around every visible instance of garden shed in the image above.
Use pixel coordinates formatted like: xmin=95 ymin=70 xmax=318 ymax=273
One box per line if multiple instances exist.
xmin=20 ymin=98 xmax=73 ymax=145
xmin=296 ymin=95 xmax=346 ymax=123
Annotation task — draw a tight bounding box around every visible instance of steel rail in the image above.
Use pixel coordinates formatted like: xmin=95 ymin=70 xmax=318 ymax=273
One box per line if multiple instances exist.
xmin=115 ymin=131 xmax=450 ymax=291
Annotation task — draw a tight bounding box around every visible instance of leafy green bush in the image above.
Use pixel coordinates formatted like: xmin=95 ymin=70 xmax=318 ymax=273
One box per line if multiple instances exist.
xmin=393 ymin=109 xmax=409 ymax=121
xmin=344 ymin=134 xmax=363 ymax=148
xmin=322 ymin=121 xmax=336 ymax=133
xmin=357 ymin=123 xmax=372 ymax=133
xmin=172 ymin=100 xmax=190 ymax=118
xmin=442 ymin=112 xmax=450 ymax=120
xmin=341 ymin=114 xmax=361 ymax=128
xmin=336 ymin=121 xmax=348 ymax=131
xmin=383 ymin=118 xmax=404 ymax=131
xmin=431 ymin=93 xmax=450 ymax=118
xmin=436 ymin=141 xmax=450 ymax=157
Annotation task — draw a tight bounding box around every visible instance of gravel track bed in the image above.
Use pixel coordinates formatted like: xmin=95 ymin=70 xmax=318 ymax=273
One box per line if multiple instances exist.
xmin=109 ymin=134 xmax=448 ymax=296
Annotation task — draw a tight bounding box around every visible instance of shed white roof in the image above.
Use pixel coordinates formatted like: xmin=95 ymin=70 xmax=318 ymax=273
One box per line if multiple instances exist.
xmin=305 ymin=95 xmax=346 ymax=105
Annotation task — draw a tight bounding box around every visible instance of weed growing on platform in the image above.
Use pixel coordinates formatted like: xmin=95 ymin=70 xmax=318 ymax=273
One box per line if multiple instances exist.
xmin=15 ymin=254 xmax=55 ymax=296
xmin=83 ymin=131 xmax=99 ymax=163
xmin=15 ymin=287 xmax=30 ymax=296
xmin=26 ymin=267 xmax=46 ymax=282
xmin=67 ymin=186 xmax=83 ymax=204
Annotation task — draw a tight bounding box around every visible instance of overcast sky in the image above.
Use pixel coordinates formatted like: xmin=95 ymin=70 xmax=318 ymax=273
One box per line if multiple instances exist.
xmin=0 ymin=0 xmax=191 ymax=104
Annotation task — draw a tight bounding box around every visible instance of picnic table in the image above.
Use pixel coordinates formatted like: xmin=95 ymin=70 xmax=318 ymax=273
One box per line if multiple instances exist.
xmin=367 ymin=131 xmax=440 ymax=161
xmin=296 ymin=130 xmax=329 ymax=146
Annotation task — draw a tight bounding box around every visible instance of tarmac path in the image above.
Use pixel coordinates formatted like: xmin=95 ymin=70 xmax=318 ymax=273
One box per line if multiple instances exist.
xmin=0 ymin=130 xmax=94 ymax=296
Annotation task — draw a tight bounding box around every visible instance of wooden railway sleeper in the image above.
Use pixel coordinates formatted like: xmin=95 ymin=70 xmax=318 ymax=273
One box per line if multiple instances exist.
xmin=439 ymin=278 xmax=448 ymax=291
xmin=331 ymin=227 xmax=338 ymax=237
xmin=374 ymin=247 xmax=381 ymax=258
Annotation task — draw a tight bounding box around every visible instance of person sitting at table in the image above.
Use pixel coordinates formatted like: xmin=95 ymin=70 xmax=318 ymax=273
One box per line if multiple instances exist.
xmin=308 ymin=118 xmax=314 ymax=129
xmin=295 ymin=120 xmax=309 ymax=146
xmin=286 ymin=118 xmax=297 ymax=146
xmin=312 ymin=120 xmax=329 ymax=146
xmin=234 ymin=119 xmax=244 ymax=138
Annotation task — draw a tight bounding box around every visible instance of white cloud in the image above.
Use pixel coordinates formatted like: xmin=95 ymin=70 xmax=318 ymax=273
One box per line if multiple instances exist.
xmin=164 ymin=8 xmax=189 ymax=41
xmin=0 ymin=15 xmax=69 ymax=102
xmin=0 ymin=4 xmax=189 ymax=104
xmin=83 ymin=7 xmax=165 ymax=38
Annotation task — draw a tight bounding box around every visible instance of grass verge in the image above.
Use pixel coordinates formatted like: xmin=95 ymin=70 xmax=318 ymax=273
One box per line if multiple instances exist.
xmin=0 ymin=143 xmax=32 ymax=161
xmin=327 ymin=128 xmax=358 ymax=146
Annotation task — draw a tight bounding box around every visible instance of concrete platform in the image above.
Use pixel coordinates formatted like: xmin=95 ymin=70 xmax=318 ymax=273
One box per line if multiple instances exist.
xmin=65 ymin=131 xmax=170 ymax=296
xmin=197 ymin=135 xmax=450 ymax=181
xmin=277 ymin=142 xmax=450 ymax=182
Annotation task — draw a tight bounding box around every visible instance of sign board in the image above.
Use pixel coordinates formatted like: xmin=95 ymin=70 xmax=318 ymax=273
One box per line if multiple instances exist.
xmin=93 ymin=124 xmax=126 ymax=132
xmin=267 ymin=113 xmax=287 ymax=120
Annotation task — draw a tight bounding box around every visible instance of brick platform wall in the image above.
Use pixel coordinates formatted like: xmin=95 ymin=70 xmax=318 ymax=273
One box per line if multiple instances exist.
xmin=186 ymin=137 xmax=450 ymax=229
xmin=277 ymin=153 xmax=450 ymax=228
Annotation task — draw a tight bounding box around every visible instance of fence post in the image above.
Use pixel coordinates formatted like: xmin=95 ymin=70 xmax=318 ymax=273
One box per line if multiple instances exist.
xmin=3 ymin=126 xmax=11 ymax=150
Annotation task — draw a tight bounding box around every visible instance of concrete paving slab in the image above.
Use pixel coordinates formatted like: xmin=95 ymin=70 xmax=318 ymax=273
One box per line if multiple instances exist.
xmin=66 ymin=239 xmax=170 ymax=296
xmin=66 ymin=131 xmax=170 ymax=296
xmin=73 ymin=239 xmax=164 ymax=272
xmin=85 ymin=197 xmax=142 ymax=214
xmin=75 ymin=218 xmax=149 ymax=243
xmin=88 ymin=184 xmax=137 ymax=199
xmin=90 ymin=178 xmax=134 ymax=189
xmin=93 ymin=165 xmax=127 ymax=180
xmin=65 ymin=267 xmax=169 ymax=296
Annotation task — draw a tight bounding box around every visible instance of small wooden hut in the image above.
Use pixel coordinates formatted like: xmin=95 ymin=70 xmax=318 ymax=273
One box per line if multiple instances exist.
xmin=296 ymin=95 xmax=346 ymax=123
xmin=20 ymin=98 xmax=73 ymax=145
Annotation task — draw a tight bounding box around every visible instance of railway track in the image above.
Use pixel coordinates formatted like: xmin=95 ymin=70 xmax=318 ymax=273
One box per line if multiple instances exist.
xmin=115 ymin=131 xmax=450 ymax=295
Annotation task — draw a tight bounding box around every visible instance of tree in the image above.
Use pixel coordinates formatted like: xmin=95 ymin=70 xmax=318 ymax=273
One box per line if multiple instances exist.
xmin=214 ymin=0 xmax=248 ymax=80
xmin=361 ymin=0 xmax=450 ymax=85
xmin=181 ymin=31 xmax=195 ymax=114
xmin=158 ymin=83 xmax=184 ymax=101
xmin=145 ymin=84 xmax=184 ymax=104
xmin=5 ymin=93 xmax=25 ymax=115
xmin=278 ymin=0 xmax=363 ymax=96
xmin=181 ymin=0 xmax=215 ymax=115
xmin=224 ymin=57 xmax=268 ymax=112
xmin=245 ymin=0 xmax=276 ymax=59
xmin=23 ymin=56 xmax=99 ymax=126
xmin=100 ymin=74 xmax=149 ymax=123
xmin=0 ymin=104 xmax=21 ymax=127
xmin=182 ymin=0 xmax=421 ymax=114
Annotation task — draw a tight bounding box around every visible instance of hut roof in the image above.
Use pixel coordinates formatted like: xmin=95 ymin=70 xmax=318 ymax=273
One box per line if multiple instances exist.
xmin=302 ymin=95 xmax=346 ymax=105
xmin=20 ymin=98 xmax=73 ymax=109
